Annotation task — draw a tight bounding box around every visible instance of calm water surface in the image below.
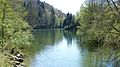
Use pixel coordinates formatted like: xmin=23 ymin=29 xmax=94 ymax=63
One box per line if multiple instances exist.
xmin=25 ymin=29 xmax=118 ymax=67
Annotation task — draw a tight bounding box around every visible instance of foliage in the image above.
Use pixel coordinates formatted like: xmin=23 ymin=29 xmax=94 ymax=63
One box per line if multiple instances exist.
xmin=76 ymin=0 xmax=120 ymax=62
xmin=0 ymin=0 xmax=32 ymax=66
xmin=63 ymin=12 xmax=80 ymax=31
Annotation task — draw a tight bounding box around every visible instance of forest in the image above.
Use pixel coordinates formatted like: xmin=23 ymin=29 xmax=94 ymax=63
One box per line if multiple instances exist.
xmin=0 ymin=0 xmax=32 ymax=67
xmin=1 ymin=0 xmax=120 ymax=67
xmin=24 ymin=0 xmax=65 ymax=29
xmin=76 ymin=0 xmax=120 ymax=65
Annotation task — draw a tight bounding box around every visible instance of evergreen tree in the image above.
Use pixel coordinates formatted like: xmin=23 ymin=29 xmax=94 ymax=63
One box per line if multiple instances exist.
xmin=50 ymin=8 xmax=56 ymax=28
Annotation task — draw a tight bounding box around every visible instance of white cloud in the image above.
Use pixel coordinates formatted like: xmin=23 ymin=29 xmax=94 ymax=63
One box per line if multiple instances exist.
xmin=40 ymin=0 xmax=85 ymax=14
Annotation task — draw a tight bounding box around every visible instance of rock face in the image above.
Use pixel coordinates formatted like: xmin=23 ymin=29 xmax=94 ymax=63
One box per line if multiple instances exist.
xmin=24 ymin=0 xmax=66 ymax=29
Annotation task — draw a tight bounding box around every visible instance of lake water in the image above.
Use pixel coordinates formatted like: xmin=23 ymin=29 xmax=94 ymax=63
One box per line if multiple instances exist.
xmin=25 ymin=29 xmax=119 ymax=67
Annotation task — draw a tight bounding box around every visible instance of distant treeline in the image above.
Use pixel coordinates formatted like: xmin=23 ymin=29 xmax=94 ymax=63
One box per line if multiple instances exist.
xmin=23 ymin=0 xmax=80 ymax=30
xmin=24 ymin=0 xmax=65 ymax=29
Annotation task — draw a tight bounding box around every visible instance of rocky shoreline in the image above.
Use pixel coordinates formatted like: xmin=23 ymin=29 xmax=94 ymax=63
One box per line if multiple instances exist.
xmin=6 ymin=49 xmax=26 ymax=67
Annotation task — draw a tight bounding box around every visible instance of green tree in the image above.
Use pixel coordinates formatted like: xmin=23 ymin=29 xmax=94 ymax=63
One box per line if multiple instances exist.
xmin=0 ymin=0 xmax=32 ymax=66
xmin=76 ymin=0 xmax=120 ymax=63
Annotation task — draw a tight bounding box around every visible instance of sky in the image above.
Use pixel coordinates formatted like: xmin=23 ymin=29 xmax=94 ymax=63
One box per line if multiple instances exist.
xmin=40 ymin=0 xmax=85 ymax=14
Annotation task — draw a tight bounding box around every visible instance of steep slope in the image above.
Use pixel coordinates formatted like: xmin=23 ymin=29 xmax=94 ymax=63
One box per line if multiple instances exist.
xmin=24 ymin=0 xmax=66 ymax=28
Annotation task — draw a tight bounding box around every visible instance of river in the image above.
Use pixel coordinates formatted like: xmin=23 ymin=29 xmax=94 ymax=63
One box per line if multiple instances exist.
xmin=25 ymin=29 xmax=119 ymax=67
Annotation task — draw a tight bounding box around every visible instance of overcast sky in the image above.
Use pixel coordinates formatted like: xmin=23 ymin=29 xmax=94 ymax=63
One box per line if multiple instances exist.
xmin=40 ymin=0 xmax=85 ymax=14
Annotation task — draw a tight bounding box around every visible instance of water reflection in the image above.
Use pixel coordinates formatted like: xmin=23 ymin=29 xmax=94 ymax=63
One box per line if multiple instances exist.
xmin=63 ymin=31 xmax=76 ymax=47
xmin=25 ymin=29 xmax=120 ymax=67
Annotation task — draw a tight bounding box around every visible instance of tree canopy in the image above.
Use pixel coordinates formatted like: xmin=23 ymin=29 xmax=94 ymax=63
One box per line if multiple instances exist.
xmin=76 ymin=0 xmax=120 ymax=63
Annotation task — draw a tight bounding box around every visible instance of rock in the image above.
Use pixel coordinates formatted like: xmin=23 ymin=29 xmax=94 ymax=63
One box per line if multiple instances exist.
xmin=15 ymin=52 xmax=24 ymax=63
xmin=8 ymin=51 xmax=25 ymax=67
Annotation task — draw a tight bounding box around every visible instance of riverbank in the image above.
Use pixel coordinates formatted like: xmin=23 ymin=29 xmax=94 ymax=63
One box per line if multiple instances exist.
xmin=0 ymin=0 xmax=33 ymax=66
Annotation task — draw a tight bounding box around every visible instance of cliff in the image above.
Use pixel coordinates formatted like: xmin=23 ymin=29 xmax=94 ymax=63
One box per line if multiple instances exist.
xmin=24 ymin=0 xmax=66 ymax=28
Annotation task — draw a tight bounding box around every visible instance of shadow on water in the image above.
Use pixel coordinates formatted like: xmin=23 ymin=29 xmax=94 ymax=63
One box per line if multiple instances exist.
xmin=24 ymin=29 xmax=120 ymax=67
